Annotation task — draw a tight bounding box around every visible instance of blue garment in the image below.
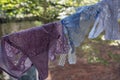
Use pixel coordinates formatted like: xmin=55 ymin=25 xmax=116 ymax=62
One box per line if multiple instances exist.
xmin=89 ymin=0 xmax=120 ymax=40
xmin=61 ymin=12 xmax=81 ymax=53
xmin=61 ymin=4 xmax=101 ymax=53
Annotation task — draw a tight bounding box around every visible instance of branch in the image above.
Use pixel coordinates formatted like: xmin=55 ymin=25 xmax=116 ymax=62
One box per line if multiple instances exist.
xmin=49 ymin=1 xmax=74 ymax=8
xmin=0 ymin=16 xmax=51 ymax=24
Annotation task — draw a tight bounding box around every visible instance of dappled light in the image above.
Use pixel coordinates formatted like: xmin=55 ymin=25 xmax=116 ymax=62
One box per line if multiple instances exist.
xmin=0 ymin=0 xmax=120 ymax=80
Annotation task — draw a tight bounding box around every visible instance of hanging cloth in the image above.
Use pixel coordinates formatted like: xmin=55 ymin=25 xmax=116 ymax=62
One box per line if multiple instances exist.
xmin=61 ymin=4 xmax=101 ymax=52
xmin=0 ymin=21 xmax=69 ymax=80
xmin=89 ymin=0 xmax=120 ymax=40
xmin=59 ymin=4 xmax=101 ymax=66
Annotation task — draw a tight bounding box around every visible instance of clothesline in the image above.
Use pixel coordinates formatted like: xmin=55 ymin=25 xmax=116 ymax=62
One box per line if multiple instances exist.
xmin=0 ymin=0 xmax=120 ymax=80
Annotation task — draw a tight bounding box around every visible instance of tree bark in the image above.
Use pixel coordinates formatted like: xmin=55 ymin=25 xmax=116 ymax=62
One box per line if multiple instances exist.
xmin=0 ymin=24 xmax=3 ymax=77
xmin=0 ymin=15 xmax=55 ymax=24
xmin=0 ymin=25 xmax=2 ymax=37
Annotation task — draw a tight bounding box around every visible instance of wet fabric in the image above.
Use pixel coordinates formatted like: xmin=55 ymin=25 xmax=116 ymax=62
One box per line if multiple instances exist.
xmin=0 ymin=21 xmax=69 ymax=80
xmin=89 ymin=0 xmax=120 ymax=40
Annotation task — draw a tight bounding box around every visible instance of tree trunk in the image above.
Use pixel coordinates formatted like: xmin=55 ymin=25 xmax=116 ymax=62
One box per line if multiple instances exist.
xmin=0 ymin=25 xmax=3 ymax=37
xmin=0 ymin=24 xmax=4 ymax=79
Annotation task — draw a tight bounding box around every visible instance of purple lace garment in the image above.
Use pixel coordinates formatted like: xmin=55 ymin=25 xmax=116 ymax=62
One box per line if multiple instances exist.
xmin=0 ymin=21 xmax=69 ymax=80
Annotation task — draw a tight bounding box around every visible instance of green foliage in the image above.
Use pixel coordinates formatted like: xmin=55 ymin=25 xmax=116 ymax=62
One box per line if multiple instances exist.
xmin=88 ymin=56 xmax=109 ymax=65
xmin=0 ymin=0 xmax=99 ymax=23
xmin=108 ymin=52 xmax=120 ymax=62
xmin=80 ymin=36 xmax=120 ymax=65
xmin=0 ymin=72 xmax=5 ymax=80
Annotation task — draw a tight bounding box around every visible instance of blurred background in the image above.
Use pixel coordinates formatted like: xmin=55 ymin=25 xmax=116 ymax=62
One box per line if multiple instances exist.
xmin=0 ymin=0 xmax=120 ymax=80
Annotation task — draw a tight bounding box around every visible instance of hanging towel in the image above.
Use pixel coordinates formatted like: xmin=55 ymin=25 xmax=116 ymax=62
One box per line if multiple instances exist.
xmin=0 ymin=21 xmax=69 ymax=80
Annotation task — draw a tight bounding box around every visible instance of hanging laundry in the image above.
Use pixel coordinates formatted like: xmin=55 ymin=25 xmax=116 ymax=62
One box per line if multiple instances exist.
xmin=59 ymin=4 xmax=101 ymax=66
xmin=0 ymin=21 xmax=69 ymax=80
xmin=61 ymin=4 xmax=101 ymax=48
xmin=89 ymin=0 xmax=120 ymax=40
xmin=58 ymin=54 xmax=67 ymax=66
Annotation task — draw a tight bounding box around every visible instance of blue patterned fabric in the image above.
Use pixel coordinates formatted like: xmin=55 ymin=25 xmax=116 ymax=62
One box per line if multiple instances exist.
xmin=61 ymin=4 xmax=101 ymax=53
